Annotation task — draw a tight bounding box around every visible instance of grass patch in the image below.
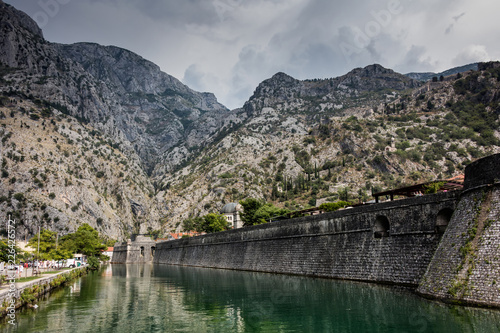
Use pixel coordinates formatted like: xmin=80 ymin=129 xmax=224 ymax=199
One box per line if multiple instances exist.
xmin=42 ymin=270 xmax=62 ymax=274
xmin=13 ymin=276 xmax=41 ymax=283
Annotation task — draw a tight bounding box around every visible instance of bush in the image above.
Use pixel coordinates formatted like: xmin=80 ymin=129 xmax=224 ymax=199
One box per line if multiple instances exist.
xmin=87 ymin=256 xmax=100 ymax=270
xmin=13 ymin=193 xmax=24 ymax=201
xmin=319 ymin=201 xmax=351 ymax=212
xmin=218 ymin=172 xmax=234 ymax=179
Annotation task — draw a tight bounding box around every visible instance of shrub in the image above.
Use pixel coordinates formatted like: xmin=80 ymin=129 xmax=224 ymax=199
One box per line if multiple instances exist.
xmin=319 ymin=201 xmax=351 ymax=212
xmin=13 ymin=193 xmax=24 ymax=201
xmin=87 ymin=256 xmax=100 ymax=270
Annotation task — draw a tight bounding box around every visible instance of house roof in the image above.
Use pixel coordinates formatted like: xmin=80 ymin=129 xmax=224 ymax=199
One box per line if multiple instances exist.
xmin=169 ymin=231 xmax=204 ymax=240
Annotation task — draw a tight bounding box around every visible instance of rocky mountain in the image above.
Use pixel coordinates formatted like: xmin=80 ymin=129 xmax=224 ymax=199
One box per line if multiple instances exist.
xmin=0 ymin=1 xmax=499 ymax=240
xmin=405 ymin=63 xmax=478 ymax=82
xmin=157 ymin=63 xmax=500 ymax=226
xmin=55 ymin=42 xmax=230 ymax=174
xmin=0 ymin=1 xmax=229 ymax=240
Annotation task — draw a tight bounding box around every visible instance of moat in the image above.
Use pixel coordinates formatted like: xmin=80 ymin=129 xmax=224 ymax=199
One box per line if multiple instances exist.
xmin=2 ymin=264 xmax=499 ymax=332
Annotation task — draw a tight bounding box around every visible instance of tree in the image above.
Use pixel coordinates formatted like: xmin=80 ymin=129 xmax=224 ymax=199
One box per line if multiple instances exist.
xmin=239 ymin=198 xmax=265 ymax=226
xmin=182 ymin=216 xmax=204 ymax=232
xmin=203 ymin=213 xmax=228 ymax=233
xmin=27 ymin=229 xmax=71 ymax=260
xmin=338 ymin=187 xmax=350 ymax=201
xmin=62 ymin=223 xmax=106 ymax=258
xmin=0 ymin=240 xmax=24 ymax=263
xmin=87 ymin=256 xmax=100 ymax=270
xmin=253 ymin=204 xmax=290 ymax=224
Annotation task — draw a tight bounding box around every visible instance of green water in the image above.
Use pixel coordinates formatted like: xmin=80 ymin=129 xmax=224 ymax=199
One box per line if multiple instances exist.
xmin=2 ymin=264 xmax=500 ymax=333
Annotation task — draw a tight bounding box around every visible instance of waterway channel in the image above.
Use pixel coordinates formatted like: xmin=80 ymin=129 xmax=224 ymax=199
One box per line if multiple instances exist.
xmin=2 ymin=264 xmax=500 ymax=332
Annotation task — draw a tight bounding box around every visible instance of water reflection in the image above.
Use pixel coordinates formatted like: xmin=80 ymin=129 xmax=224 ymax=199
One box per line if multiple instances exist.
xmin=2 ymin=264 xmax=499 ymax=333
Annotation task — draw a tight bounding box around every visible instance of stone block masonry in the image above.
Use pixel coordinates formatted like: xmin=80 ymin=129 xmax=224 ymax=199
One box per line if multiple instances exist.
xmin=155 ymin=192 xmax=459 ymax=287
xmin=418 ymin=154 xmax=500 ymax=307
xmin=111 ymin=235 xmax=156 ymax=264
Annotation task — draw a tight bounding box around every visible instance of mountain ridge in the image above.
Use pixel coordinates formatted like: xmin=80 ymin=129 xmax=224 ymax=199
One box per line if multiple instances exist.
xmin=0 ymin=1 xmax=499 ymax=240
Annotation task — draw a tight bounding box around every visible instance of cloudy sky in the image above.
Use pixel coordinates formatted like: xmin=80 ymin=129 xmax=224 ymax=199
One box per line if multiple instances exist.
xmin=4 ymin=0 xmax=500 ymax=109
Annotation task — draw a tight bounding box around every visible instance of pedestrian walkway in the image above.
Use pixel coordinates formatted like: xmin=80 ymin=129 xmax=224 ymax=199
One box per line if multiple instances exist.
xmin=0 ymin=267 xmax=80 ymax=299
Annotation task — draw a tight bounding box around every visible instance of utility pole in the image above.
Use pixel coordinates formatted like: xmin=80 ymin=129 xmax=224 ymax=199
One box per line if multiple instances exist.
xmin=37 ymin=225 xmax=40 ymax=261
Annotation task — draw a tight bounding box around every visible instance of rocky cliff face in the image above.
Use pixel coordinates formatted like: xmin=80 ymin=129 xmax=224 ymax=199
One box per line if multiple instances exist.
xmin=157 ymin=64 xmax=500 ymax=228
xmin=0 ymin=1 xmax=229 ymax=239
xmin=56 ymin=42 xmax=230 ymax=173
xmin=0 ymin=1 xmax=499 ymax=239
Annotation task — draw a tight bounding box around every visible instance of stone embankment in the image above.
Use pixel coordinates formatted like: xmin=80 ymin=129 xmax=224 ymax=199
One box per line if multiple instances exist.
xmin=0 ymin=267 xmax=86 ymax=317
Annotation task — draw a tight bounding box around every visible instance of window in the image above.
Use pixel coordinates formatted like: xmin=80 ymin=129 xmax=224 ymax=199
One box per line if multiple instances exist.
xmin=435 ymin=208 xmax=453 ymax=234
xmin=374 ymin=216 xmax=390 ymax=238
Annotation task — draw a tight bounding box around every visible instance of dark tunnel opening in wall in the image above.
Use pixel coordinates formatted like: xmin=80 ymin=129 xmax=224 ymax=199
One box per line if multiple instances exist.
xmin=140 ymin=246 xmax=144 ymax=257
xmin=435 ymin=208 xmax=454 ymax=234
xmin=374 ymin=216 xmax=390 ymax=238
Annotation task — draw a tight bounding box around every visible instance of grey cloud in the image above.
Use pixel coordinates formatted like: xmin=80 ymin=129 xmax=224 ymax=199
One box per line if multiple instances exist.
xmin=90 ymin=0 xmax=219 ymax=25
xmin=4 ymin=0 xmax=500 ymax=109
xmin=452 ymin=45 xmax=490 ymax=67
xmin=183 ymin=64 xmax=206 ymax=92
xmin=398 ymin=45 xmax=435 ymax=73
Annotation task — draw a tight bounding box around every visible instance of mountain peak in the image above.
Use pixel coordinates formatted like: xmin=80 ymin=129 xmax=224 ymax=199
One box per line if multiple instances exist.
xmin=0 ymin=1 xmax=43 ymax=39
xmin=270 ymin=72 xmax=297 ymax=81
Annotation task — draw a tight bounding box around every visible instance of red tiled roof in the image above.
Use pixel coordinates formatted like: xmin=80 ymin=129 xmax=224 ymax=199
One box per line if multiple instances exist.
xmin=169 ymin=231 xmax=204 ymax=239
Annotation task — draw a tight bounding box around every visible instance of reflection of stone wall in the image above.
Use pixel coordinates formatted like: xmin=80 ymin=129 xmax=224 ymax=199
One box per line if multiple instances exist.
xmin=111 ymin=235 xmax=156 ymax=264
xmin=155 ymin=191 xmax=459 ymax=287
xmin=418 ymin=154 xmax=500 ymax=307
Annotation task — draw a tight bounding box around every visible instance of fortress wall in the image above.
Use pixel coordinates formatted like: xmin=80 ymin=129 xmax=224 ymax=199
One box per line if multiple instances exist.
xmin=111 ymin=243 xmax=128 ymax=264
xmin=418 ymin=154 xmax=500 ymax=307
xmin=111 ymin=236 xmax=156 ymax=264
xmin=155 ymin=192 xmax=459 ymax=287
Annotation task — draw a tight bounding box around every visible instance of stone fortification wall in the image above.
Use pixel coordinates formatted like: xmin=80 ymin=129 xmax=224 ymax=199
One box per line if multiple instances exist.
xmin=418 ymin=154 xmax=500 ymax=307
xmin=155 ymin=192 xmax=459 ymax=287
xmin=111 ymin=243 xmax=128 ymax=263
xmin=111 ymin=235 xmax=156 ymax=264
